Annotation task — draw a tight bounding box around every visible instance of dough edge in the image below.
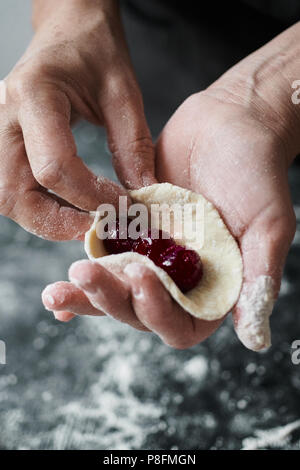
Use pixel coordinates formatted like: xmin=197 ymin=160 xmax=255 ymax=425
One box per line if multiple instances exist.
xmin=84 ymin=183 xmax=243 ymax=321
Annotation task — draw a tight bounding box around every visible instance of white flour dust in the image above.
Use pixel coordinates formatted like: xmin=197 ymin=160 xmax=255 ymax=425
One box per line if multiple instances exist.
xmin=235 ymin=275 xmax=274 ymax=351
xmin=242 ymin=420 xmax=300 ymax=450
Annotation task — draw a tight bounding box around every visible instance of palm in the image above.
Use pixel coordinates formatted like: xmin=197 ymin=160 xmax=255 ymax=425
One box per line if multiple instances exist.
xmin=43 ymin=93 xmax=295 ymax=351
xmin=156 ymin=92 xmax=295 ymax=349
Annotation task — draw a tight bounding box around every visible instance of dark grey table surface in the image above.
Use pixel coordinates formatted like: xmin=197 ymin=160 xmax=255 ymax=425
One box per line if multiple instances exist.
xmin=0 ymin=0 xmax=300 ymax=451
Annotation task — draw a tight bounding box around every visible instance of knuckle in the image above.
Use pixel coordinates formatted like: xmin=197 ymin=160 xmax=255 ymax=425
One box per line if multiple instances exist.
xmin=105 ymin=72 xmax=141 ymax=106
xmin=8 ymin=70 xmax=37 ymax=100
xmin=7 ymin=63 xmax=55 ymax=102
xmin=33 ymin=159 xmax=65 ymax=189
xmin=128 ymin=136 xmax=154 ymax=156
xmin=111 ymin=136 xmax=154 ymax=161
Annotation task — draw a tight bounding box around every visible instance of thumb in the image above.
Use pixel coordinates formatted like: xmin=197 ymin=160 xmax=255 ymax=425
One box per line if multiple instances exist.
xmin=100 ymin=74 xmax=157 ymax=189
xmin=232 ymin=208 xmax=296 ymax=351
xmin=19 ymin=85 xmax=128 ymax=211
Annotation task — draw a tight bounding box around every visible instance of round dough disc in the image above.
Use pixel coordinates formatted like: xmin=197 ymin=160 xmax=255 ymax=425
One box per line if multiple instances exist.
xmin=84 ymin=183 xmax=243 ymax=321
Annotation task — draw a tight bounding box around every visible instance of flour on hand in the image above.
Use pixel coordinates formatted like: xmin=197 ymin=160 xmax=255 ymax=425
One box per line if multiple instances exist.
xmin=234 ymin=275 xmax=274 ymax=351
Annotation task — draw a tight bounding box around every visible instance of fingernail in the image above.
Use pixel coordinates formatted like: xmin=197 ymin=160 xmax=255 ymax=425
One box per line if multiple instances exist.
xmin=68 ymin=260 xmax=96 ymax=291
xmin=69 ymin=276 xmax=98 ymax=294
xmin=42 ymin=290 xmax=56 ymax=311
xmin=44 ymin=293 xmax=55 ymax=306
xmin=235 ymin=276 xmax=274 ymax=351
xmin=124 ymin=263 xmax=143 ymax=278
xmin=81 ymin=283 xmax=98 ymax=294
xmin=124 ymin=263 xmax=144 ymax=299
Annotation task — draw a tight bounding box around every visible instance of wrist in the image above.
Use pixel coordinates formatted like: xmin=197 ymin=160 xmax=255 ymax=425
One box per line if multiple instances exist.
xmin=32 ymin=0 xmax=118 ymax=31
xmin=27 ymin=0 xmax=124 ymax=85
xmin=208 ymin=22 xmax=300 ymax=164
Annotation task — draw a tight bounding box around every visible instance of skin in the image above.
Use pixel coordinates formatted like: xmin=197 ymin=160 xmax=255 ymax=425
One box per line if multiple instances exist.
xmin=2 ymin=1 xmax=300 ymax=350
xmin=0 ymin=0 xmax=155 ymax=240
xmin=44 ymin=90 xmax=298 ymax=350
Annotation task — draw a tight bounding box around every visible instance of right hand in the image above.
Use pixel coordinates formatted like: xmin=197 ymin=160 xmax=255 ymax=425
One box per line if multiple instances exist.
xmin=0 ymin=0 xmax=156 ymax=241
xmin=43 ymin=88 xmax=297 ymax=351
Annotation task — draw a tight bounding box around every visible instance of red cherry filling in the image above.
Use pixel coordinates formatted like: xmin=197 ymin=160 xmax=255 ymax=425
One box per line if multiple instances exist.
xmin=103 ymin=219 xmax=203 ymax=292
xmin=132 ymin=230 xmax=173 ymax=261
xmin=157 ymin=245 xmax=203 ymax=293
xmin=103 ymin=219 xmax=134 ymax=254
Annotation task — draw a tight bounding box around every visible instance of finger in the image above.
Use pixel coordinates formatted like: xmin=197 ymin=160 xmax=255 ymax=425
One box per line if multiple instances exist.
xmin=101 ymin=73 xmax=157 ymax=189
xmin=0 ymin=146 xmax=93 ymax=241
xmin=68 ymin=260 xmax=148 ymax=330
xmin=233 ymin=208 xmax=296 ymax=351
xmin=19 ymin=86 xmax=128 ymax=210
xmin=124 ymin=263 xmax=202 ymax=348
xmin=42 ymin=281 xmax=105 ymax=316
xmin=0 ymin=111 xmax=94 ymax=240
xmin=9 ymin=188 xmax=92 ymax=241
xmin=53 ymin=311 xmax=76 ymax=322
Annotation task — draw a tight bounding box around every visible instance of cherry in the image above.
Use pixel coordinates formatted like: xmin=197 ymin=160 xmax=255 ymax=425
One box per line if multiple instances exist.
xmin=103 ymin=219 xmax=134 ymax=254
xmin=132 ymin=229 xmax=173 ymax=262
xmin=103 ymin=218 xmax=203 ymax=292
xmin=158 ymin=245 xmax=203 ymax=293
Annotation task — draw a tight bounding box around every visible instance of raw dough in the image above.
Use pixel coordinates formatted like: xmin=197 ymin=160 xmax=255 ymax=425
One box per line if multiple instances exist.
xmin=84 ymin=183 xmax=243 ymax=321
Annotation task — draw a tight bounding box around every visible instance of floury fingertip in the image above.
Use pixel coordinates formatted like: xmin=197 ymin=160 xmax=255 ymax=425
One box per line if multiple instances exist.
xmin=234 ymin=276 xmax=274 ymax=351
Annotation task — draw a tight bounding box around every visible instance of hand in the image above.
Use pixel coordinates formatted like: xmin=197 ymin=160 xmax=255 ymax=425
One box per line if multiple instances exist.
xmin=42 ymin=22 xmax=300 ymax=351
xmin=43 ymin=87 xmax=298 ymax=350
xmin=155 ymin=89 xmax=297 ymax=350
xmin=0 ymin=0 xmax=155 ymax=240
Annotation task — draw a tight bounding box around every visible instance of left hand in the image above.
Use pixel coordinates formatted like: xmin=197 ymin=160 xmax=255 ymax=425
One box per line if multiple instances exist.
xmin=0 ymin=0 xmax=156 ymax=241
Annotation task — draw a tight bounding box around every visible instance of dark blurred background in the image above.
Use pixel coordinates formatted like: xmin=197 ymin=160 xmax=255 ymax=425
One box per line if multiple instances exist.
xmin=0 ymin=0 xmax=300 ymax=450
